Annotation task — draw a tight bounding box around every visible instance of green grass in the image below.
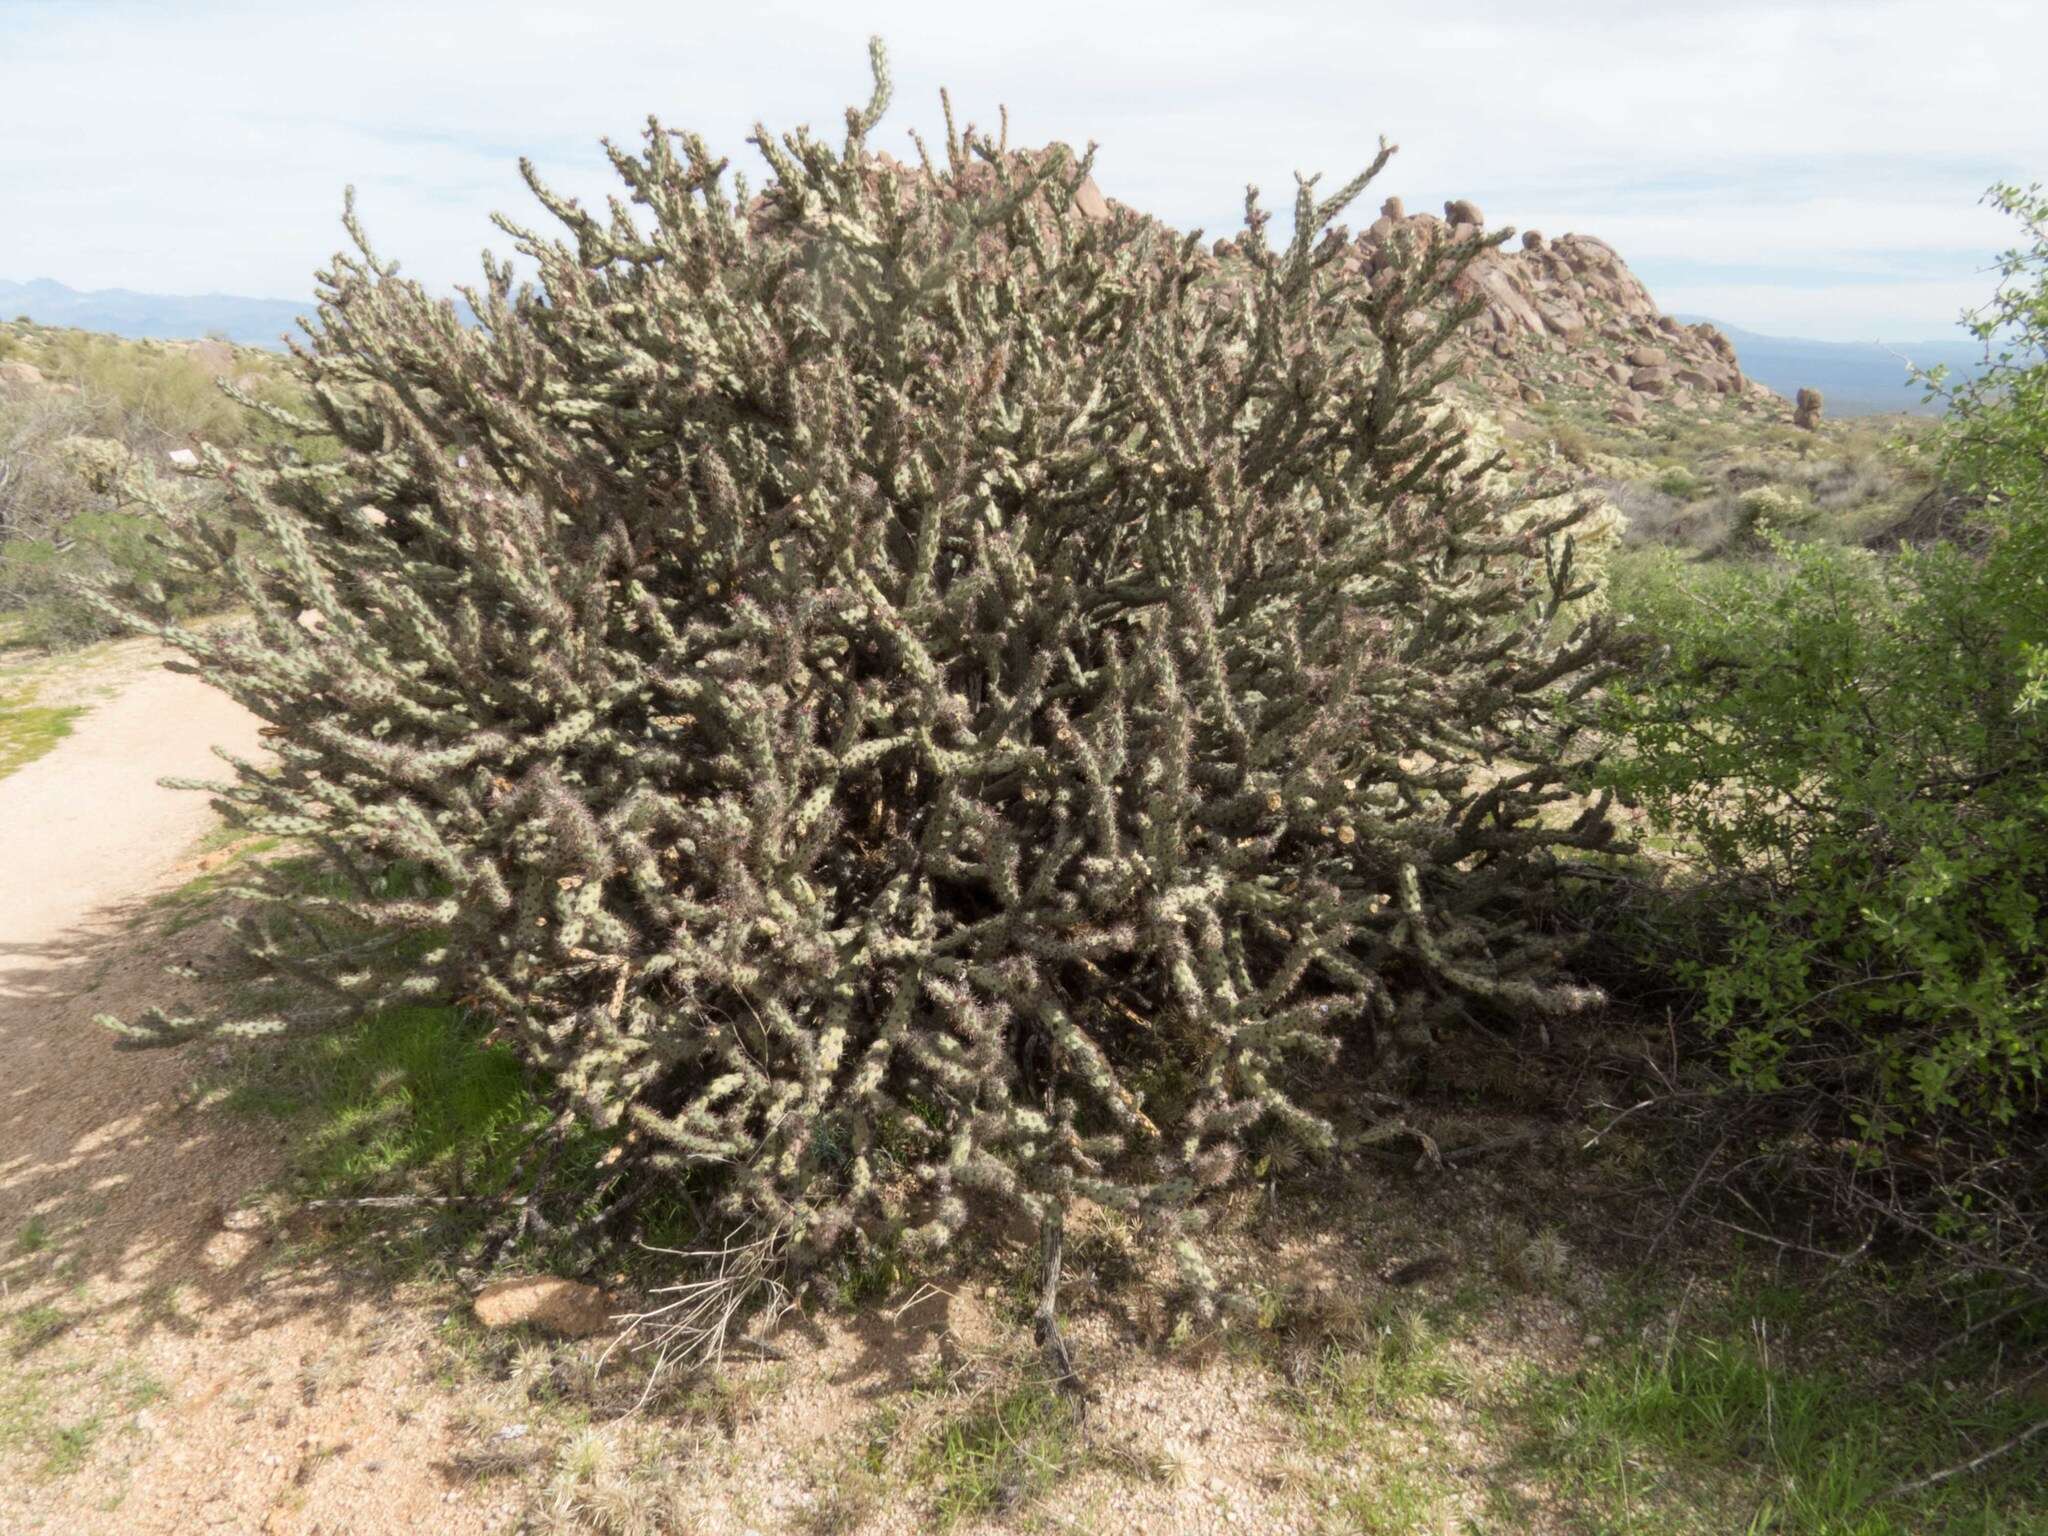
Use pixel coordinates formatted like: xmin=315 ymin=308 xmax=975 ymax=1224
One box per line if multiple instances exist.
xmin=0 ymin=1354 xmax=161 ymax=1482
xmin=1321 ymin=1465 xmax=1448 ymax=1536
xmin=0 ymin=695 xmax=82 ymax=782
xmin=918 ymin=1378 xmax=1087 ymax=1528
xmin=145 ymin=832 xmax=282 ymax=932
xmin=226 ymin=1004 xmax=558 ymax=1195
xmin=1505 ymin=1314 xmax=2048 ymax=1534
xmin=8 ymin=1304 xmax=72 ymax=1355
xmin=1246 ymin=1263 xmax=2046 ymax=1536
xmin=200 ymin=996 xmax=627 ymax=1281
xmin=39 ymin=1415 xmax=105 ymax=1478
xmin=1276 ymin=1300 xmax=1471 ymax=1451
xmin=0 ymin=1372 xmax=57 ymax=1471
xmin=1268 ymin=1297 xmax=1472 ymax=1532
xmin=158 ymin=848 xmax=654 ymax=1283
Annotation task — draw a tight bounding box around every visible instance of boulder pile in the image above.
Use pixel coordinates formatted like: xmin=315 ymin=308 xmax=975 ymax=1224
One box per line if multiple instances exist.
xmin=1338 ymin=196 xmax=1784 ymax=428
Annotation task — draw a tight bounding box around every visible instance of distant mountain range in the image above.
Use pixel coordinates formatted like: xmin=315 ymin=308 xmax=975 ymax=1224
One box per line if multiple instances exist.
xmin=1674 ymin=318 xmax=1991 ymax=416
xmin=1 ymin=277 xmax=311 ymax=348
xmin=0 ymin=277 xmax=2001 ymax=418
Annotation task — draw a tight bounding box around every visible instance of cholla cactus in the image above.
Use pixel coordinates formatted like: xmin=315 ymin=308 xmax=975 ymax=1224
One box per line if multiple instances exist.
xmin=1732 ymin=484 xmax=1816 ymax=545
xmin=103 ymin=42 xmax=1624 ymax=1327
xmin=1429 ymin=399 xmax=1628 ymax=617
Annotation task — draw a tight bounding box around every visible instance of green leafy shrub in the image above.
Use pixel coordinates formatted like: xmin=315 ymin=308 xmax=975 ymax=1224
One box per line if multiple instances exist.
xmin=1604 ymin=545 xmax=1771 ymax=643
xmin=105 ymin=45 xmax=1622 ymax=1324
xmin=1920 ymin=183 xmax=2048 ymax=515
xmin=1599 ymin=184 xmax=2048 ymax=1299
xmin=1606 ymin=534 xmax=2048 ymax=1114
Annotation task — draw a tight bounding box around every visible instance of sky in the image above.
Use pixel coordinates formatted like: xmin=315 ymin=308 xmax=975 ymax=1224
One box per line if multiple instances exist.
xmin=1 ymin=0 xmax=2041 ymax=343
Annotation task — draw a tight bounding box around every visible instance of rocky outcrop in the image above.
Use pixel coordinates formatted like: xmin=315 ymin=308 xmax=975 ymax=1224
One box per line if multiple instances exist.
xmin=1070 ymin=173 xmax=1111 ymax=223
xmin=1793 ymin=386 xmax=1823 ymax=430
xmin=1342 ymin=199 xmax=1781 ymax=427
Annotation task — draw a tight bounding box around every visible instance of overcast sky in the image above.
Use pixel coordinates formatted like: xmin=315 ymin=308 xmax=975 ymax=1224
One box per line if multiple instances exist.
xmin=3 ymin=0 xmax=2040 ymax=342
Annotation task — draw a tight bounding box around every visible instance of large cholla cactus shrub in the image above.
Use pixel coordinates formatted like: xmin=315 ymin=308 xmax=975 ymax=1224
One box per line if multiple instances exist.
xmin=107 ymin=44 xmax=1626 ymax=1322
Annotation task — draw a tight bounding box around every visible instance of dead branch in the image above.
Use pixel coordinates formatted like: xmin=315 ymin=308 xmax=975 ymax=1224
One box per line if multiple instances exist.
xmin=599 ymin=1227 xmax=792 ymax=1407
xmin=1876 ymin=1415 xmax=2048 ymax=1502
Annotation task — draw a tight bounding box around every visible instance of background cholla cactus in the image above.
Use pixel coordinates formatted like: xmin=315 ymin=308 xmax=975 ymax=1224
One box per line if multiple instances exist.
xmin=102 ymin=41 xmax=1626 ymax=1330
xmin=1733 ymin=484 xmax=1817 ymax=546
xmin=52 ymin=434 xmax=132 ymax=495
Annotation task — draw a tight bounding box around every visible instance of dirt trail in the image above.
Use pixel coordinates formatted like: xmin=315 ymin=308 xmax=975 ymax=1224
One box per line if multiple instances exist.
xmin=0 ymin=657 xmax=258 ymax=964
xmin=0 ymin=648 xmax=510 ymax=1534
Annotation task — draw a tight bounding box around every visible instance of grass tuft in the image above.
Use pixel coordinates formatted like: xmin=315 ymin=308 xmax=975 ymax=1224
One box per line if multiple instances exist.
xmin=1509 ymin=1318 xmax=2048 ymax=1534
xmin=919 ymin=1377 xmax=1087 ymax=1527
xmin=202 ymin=1000 xmax=617 ymax=1281
xmin=0 ymin=696 xmax=82 ymax=782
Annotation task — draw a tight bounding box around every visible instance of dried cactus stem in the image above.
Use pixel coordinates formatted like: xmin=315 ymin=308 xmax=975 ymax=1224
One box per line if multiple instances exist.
xmin=1033 ymin=1200 xmax=1082 ymax=1405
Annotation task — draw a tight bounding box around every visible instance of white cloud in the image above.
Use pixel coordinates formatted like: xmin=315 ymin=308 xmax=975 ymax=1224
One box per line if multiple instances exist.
xmin=0 ymin=0 xmax=2040 ymax=340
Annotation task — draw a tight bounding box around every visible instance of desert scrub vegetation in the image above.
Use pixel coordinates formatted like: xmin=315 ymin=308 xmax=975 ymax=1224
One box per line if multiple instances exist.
xmin=0 ymin=321 xmax=315 ymax=648
xmin=1586 ymin=184 xmax=2048 ymax=1375
xmin=1590 ymin=420 xmax=1931 ymax=561
xmin=97 ymin=37 xmax=1633 ymax=1378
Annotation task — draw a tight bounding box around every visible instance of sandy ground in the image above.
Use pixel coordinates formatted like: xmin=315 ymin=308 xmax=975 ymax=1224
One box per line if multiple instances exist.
xmin=0 ymin=645 xmax=523 ymax=1535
